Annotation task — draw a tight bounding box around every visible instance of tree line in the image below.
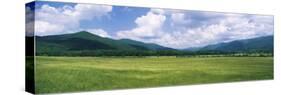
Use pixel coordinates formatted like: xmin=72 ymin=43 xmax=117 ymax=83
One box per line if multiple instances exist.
xmin=36 ymin=50 xmax=273 ymax=57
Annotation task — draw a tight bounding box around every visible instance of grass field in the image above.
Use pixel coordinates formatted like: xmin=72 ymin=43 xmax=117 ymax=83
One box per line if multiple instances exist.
xmin=35 ymin=56 xmax=273 ymax=93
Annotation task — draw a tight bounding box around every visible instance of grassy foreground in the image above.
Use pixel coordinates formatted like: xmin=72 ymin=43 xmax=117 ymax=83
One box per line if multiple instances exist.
xmin=35 ymin=56 xmax=273 ymax=93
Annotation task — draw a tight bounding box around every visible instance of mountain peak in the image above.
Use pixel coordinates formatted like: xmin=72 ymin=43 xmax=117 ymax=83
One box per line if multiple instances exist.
xmin=75 ymin=31 xmax=93 ymax=35
xmin=71 ymin=31 xmax=102 ymax=37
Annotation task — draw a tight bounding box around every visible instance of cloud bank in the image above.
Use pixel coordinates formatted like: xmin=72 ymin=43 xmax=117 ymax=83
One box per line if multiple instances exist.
xmin=115 ymin=8 xmax=273 ymax=49
xmin=33 ymin=4 xmax=112 ymax=36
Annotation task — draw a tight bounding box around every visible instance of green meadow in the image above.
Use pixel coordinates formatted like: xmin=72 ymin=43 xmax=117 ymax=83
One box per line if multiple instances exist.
xmin=35 ymin=56 xmax=273 ymax=93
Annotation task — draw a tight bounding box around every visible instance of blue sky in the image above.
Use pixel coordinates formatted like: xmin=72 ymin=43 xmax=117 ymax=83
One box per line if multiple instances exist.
xmin=26 ymin=1 xmax=274 ymax=49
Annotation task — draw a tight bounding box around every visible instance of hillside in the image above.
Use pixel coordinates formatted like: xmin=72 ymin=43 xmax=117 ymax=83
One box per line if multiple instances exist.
xmin=35 ymin=31 xmax=173 ymax=55
xmin=199 ymin=35 xmax=273 ymax=53
xmin=34 ymin=31 xmax=273 ymax=56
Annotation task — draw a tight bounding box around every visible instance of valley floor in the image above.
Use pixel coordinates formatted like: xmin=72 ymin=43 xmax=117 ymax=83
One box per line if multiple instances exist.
xmin=34 ymin=56 xmax=273 ymax=93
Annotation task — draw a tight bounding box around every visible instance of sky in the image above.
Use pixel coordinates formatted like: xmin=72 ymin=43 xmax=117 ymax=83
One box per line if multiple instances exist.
xmin=26 ymin=1 xmax=274 ymax=49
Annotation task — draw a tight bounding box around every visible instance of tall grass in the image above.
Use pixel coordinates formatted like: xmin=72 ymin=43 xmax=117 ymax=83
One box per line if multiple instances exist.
xmin=35 ymin=56 xmax=273 ymax=93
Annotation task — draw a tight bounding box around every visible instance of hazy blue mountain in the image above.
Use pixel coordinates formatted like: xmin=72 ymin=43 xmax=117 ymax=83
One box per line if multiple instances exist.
xmin=182 ymin=47 xmax=202 ymax=51
xmin=199 ymin=35 xmax=273 ymax=52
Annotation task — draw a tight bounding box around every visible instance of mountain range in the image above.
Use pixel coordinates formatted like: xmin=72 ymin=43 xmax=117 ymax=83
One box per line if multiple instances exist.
xmin=35 ymin=31 xmax=173 ymax=54
xmin=34 ymin=31 xmax=273 ymax=55
xmin=187 ymin=35 xmax=273 ymax=53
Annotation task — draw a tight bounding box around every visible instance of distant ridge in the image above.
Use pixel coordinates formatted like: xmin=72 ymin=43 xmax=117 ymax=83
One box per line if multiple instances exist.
xmin=186 ymin=35 xmax=273 ymax=53
xmin=36 ymin=31 xmax=173 ymax=54
xmin=34 ymin=31 xmax=273 ymax=56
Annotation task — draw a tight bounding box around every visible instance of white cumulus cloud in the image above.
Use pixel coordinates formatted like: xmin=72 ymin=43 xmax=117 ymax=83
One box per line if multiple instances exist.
xmin=87 ymin=29 xmax=111 ymax=38
xmin=171 ymin=13 xmax=190 ymax=25
xmin=26 ymin=6 xmax=34 ymax=36
xmin=115 ymin=9 xmax=273 ymax=49
xmin=34 ymin=4 xmax=112 ymax=36
xmin=116 ymin=11 xmax=166 ymax=41
xmin=164 ymin=14 xmax=273 ymax=49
